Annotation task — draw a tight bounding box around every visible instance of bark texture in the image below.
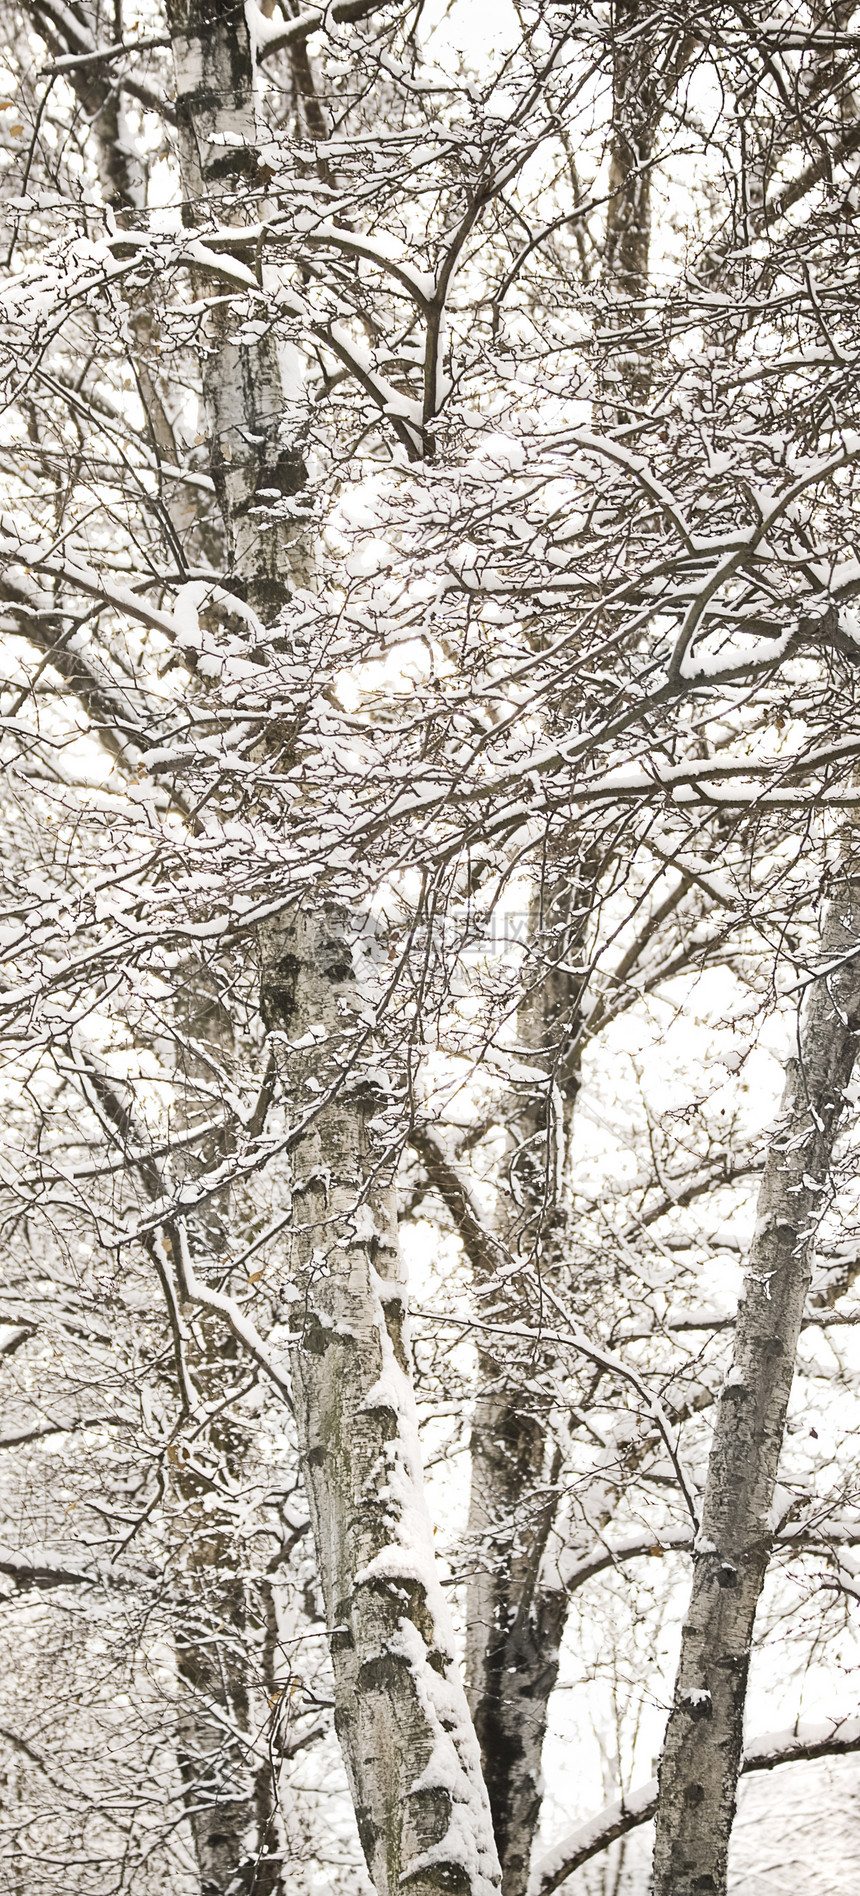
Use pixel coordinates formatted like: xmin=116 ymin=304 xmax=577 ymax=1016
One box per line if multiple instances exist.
xmin=170 ymin=984 xmax=277 ymax=1896
xmin=163 ymin=7 xmax=501 ymax=1887
xmin=173 ymin=1509 xmax=260 ymax=1896
xmin=262 ymin=910 xmax=501 ymax=1896
xmin=166 ymin=0 xmax=307 ymax=614
xmin=464 ymin=883 xmax=585 ymax=1896
xmin=604 ymin=0 xmax=656 ymax=301
xmin=652 ymin=879 xmax=860 ymax=1896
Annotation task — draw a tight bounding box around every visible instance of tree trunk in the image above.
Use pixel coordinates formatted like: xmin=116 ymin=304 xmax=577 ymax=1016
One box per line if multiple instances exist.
xmin=604 ymin=0 xmax=655 ymax=302
xmin=464 ymin=883 xmax=585 ymax=1896
xmin=652 ymin=877 xmax=860 ymax=1896
xmin=261 ymin=907 xmax=501 ymax=1896
xmin=166 ymin=0 xmax=306 ymax=615
xmin=462 ymin=7 xmax=672 ymax=1846
xmin=164 ymin=7 xmax=501 ymax=1889
xmin=601 ymin=0 xmax=695 ymax=412
xmin=42 ymin=14 xmax=271 ymax=1878
xmin=463 ymin=3 xmax=677 ymax=1854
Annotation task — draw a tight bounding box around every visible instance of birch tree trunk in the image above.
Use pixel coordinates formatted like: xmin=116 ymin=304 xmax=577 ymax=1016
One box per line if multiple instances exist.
xmin=261 ymin=908 xmax=501 ymax=1896
xmin=463 ymin=881 xmax=586 ymax=1896
xmin=166 ymin=0 xmax=306 ymax=615
xmin=652 ymin=878 xmax=860 ymax=1896
xmin=164 ymin=8 xmax=501 ymax=1890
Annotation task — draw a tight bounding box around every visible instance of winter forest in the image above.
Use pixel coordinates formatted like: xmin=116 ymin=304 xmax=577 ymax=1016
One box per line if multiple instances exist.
xmin=6 ymin=0 xmax=860 ymax=1891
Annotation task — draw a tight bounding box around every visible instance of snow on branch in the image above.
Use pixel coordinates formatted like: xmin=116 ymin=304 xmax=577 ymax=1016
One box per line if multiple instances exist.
xmin=0 ymin=1545 xmax=154 ymax=1591
xmin=528 ymin=1719 xmax=860 ymax=1896
xmin=255 ymin=0 xmax=404 ymax=62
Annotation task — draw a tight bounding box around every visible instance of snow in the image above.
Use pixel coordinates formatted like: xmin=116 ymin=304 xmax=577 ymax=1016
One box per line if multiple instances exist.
xmin=10 ymin=10 xmax=860 ymax=1895
xmin=529 ymin=1721 xmax=860 ymax=1896
xmin=186 ymin=238 xmax=260 ymax=291
xmin=301 ymin=222 xmax=436 ymax=304
xmin=765 ymin=1484 xmax=793 ymax=1532
xmin=349 ymin=1201 xmax=381 ymax=1243
xmin=342 ymin=1257 xmax=502 ymax=1891
xmin=386 ymin=1617 xmax=502 ymax=1896
xmin=328 ymin=322 xmax=424 ymax=432
xmin=528 ymin=1777 xmax=659 ymax=1896
xmin=244 ymin=0 xmax=289 ymax=56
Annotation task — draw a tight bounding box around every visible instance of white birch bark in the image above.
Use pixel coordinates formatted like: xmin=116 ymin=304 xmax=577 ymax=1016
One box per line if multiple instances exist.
xmin=652 ymin=879 xmax=860 ymax=1896
xmin=261 ymin=908 xmax=501 ymax=1896
xmin=164 ymin=7 xmax=501 ymax=1889
xmin=166 ymin=0 xmax=306 ymax=615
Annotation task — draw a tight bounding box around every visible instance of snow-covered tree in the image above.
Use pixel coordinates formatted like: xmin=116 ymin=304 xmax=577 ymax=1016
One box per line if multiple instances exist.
xmin=3 ymin=4 xmax=860 ymax=1895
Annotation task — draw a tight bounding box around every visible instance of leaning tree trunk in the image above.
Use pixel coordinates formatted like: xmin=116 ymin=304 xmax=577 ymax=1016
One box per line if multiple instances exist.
xmin=652 ymin=877 xmax=860 ymax=1896
xmin=164 ymin=6 xmax=501 ymax=1892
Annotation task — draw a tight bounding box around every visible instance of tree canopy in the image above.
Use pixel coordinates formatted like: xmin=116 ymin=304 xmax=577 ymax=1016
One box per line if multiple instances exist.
xmin=2 ymin=3 xmax=860 ymax=1893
